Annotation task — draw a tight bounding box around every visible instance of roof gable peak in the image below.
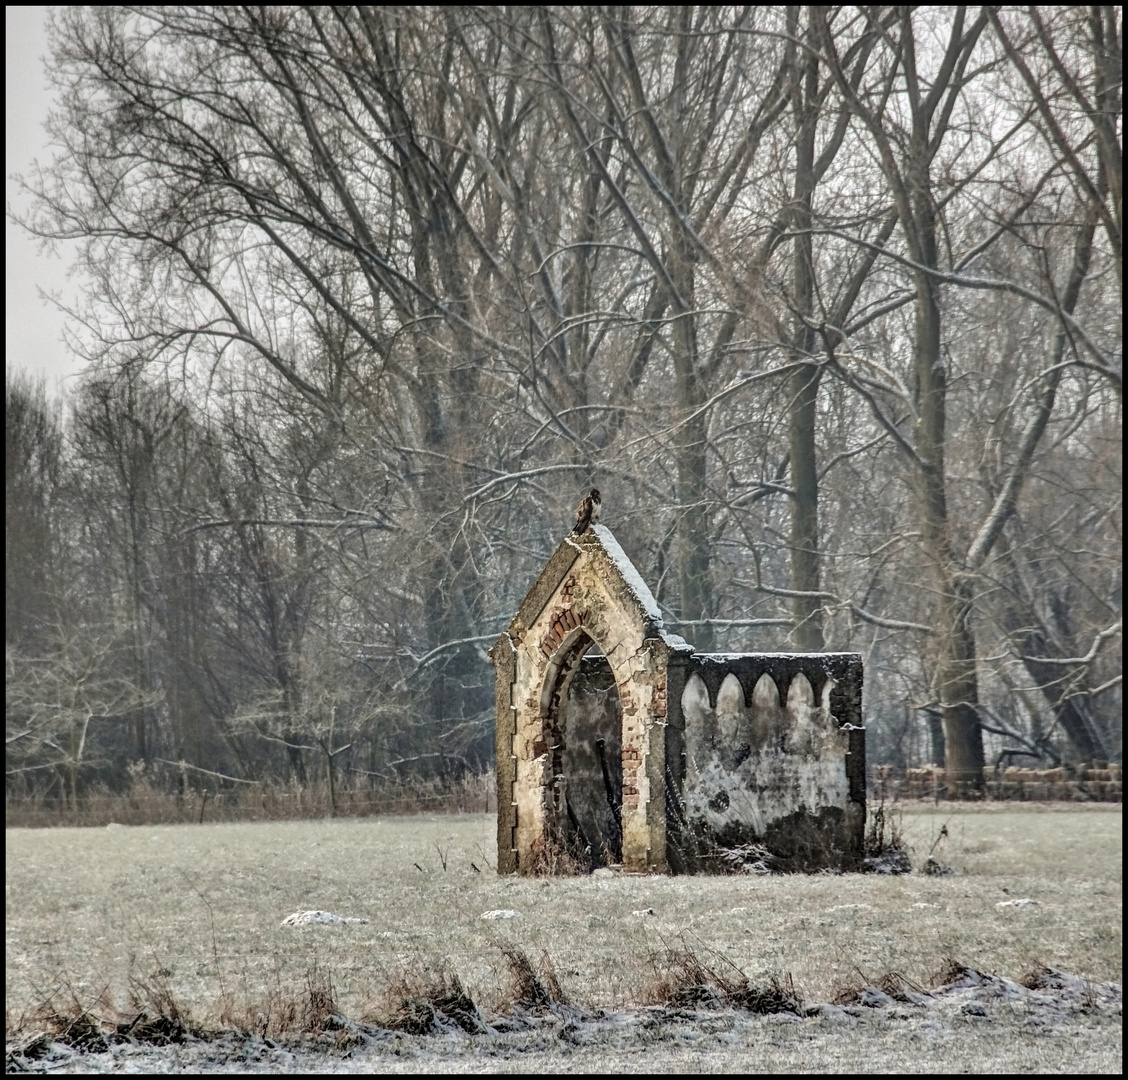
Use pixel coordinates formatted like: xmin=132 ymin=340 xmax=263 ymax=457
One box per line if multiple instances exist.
xmin=506 ymin=524 xmax=688 ymax=650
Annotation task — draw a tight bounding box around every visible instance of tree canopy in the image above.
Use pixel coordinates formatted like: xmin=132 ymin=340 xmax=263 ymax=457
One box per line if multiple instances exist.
xmin=8 ymin=6 xmax=1121 ymax=803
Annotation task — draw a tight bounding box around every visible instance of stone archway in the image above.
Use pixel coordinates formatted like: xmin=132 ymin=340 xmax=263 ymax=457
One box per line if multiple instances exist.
xmin=491 ymin=527 xmax=688 ymax=874
xmin=523 ymin=623 xmax=626 ymax=873
xmin=550 ymin=636 xmax=623 ymax=869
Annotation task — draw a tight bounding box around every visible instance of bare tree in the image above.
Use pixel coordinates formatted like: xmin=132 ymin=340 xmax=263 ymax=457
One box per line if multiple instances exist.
xmin=6 ymin=372 xmax=63 ymax=651
xmin=816 ymin=7 xmax=1120 ymax=787
xmin=10 ymin=7 xmax=1121 ymax=800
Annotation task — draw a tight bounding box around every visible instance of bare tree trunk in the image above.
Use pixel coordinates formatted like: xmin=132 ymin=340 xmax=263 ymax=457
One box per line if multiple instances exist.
xmin=674 ymin=410 xmax=713 ymax=651
xmin=788 ymin=363 xmax=824 ymax=650
xmin=819 ymin=8 xmax=992 ymax=792
xmin=787 ymin=9 xmax=825 ymax=651
xmin=669 ymin=237 xmax=714 ymax=652
xmin=913 ymin=245 xmax=984 ymax=793
xmin=1016 ymin=633 xmax=1109 ymax=763
xmin=934 ymin=574 xmax=986 ymax=792
xmin=319 ymin=736 xmax=339 ymax=819
xmin=997 ymin=531 xmax=1111 ymax=763
xmin=924 ymin=709 xmax=946 ymax=767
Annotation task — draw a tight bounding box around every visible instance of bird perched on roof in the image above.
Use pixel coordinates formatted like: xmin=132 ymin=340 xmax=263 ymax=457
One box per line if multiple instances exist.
xmin=571 ymin=488 xmax=601 ymax=535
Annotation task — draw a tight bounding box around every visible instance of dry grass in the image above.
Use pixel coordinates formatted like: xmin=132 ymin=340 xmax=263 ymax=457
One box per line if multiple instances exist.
xmin=830 ymin=966 xmax=932 ymax=1006
xmin=493 ymin=944 xmax=567 ymax=1011
xmin=642 ymin=944 xmax=802 ymax=1014
xmin=8 ymin=970 xmax=202 ymax=1058
xmin=6 ymin=960 xmax=368 ymax=1064
xmin=367 ymin=966 xmax=486 ymax=1034
xmin=5 ymin=805 xmax=1121 ymax=1037
xmin=4 ymin=771 xmax=494 ymax=829
xmin=18 ymin=988 xmax=114 ymax=1055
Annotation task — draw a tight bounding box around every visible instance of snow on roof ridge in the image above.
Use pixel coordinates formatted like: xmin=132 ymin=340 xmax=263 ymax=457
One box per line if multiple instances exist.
xmin=590 ymin=525 xmax=690 ymax=649
xmin=694 ymin=651 xmax=860 ymax=660
xmin=590 ymin=525 xmax=662 ymax=620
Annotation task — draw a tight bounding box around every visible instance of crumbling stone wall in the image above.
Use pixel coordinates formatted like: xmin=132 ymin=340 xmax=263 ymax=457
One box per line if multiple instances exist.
xmin=490 ymin=527 xmax=688 ymax=874
xmin=490 ymin=526 xmax=864 ymax=875
xmin=666 ymin=653 xmax=865 ymax=872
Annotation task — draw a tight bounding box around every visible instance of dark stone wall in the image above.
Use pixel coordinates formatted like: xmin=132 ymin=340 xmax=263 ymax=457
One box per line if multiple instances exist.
xmin=668 ymin=652 xmax=865 ymax=874
xmin=681 ymin=652 xmax=861 ymax=715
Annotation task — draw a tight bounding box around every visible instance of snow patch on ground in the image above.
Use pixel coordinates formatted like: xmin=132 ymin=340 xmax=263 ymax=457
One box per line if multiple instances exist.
xmin=280 ymin=911 xmax=368 ymax=927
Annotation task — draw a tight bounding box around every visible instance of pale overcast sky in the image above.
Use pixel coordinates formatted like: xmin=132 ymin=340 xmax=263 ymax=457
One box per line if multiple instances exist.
xmin=6 ymin=6 xmax=81 ymax=395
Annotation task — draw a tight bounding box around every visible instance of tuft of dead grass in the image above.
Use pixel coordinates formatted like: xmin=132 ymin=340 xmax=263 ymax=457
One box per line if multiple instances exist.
xmin=119 ymin=971 xmax=197 ymax=1045
xmin=642 ymin=944 xmax=802 ymax=1015
xmin=873 ymin=970 xmax=927 ymax=1002
xmin=24 ymin=991 xmax=111 ymax=1054
xmin=726 ymin=974 xmax=802 ymax=1014
xmin=527 ymin=837 xmax=592 ymax=877
xmin=366 ymin=967 xmax=487 ymax=1034
xmin=12 ymin=972 xmax=201 ymax=1055
xmin=831 ymin=967 xmax=929 ymax=1005
xmin=222 ymin=983 xmax=298 ymax=1041
xmin=496 ymin=944 xmax=568 ymax=1012
xmin=300 ymin=965 xmax=340 ymax=1033
xmin=216 ymin=963 xmax=357 ymax=1045
xmin=1019 ymin=964 xmax=1057 ymax=991
xmin=863 ymin=793 xmax=912 ymax=874
xmin=930 ymin=955 xmax=974 ymax=988
xmin=503 ymin=943 xmax=564 ymax=1011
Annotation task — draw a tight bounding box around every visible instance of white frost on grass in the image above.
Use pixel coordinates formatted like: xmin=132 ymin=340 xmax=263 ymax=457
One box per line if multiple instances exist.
xmin=280 ymin=910 xmax=368 ymax=927
xmin=480 ymin=909 xmax=521 ymax=920
xmin=996 ymin=898 xmax=1037 ymax=908
xmin=10 ymin=965 xmax=1120 ymax=1075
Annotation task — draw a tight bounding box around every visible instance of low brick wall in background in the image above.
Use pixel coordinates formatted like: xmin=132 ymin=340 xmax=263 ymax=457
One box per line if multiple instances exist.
xmin=870 ymin=764 xmax=1122 ymax=802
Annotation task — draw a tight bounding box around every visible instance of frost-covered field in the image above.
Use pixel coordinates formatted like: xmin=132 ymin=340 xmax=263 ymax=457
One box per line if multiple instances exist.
xmin=6 ymin=805 xmax=1122 ymax=1072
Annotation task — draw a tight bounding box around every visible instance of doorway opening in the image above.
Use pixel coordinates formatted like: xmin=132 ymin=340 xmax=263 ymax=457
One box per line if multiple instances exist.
xmin=551 ymin=639 xmax=622 ymax=869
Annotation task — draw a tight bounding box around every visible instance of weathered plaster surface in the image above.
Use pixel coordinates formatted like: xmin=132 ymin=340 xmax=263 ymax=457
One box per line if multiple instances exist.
xmin=679 ymin=671 xmax=851 ymax=867
xmin=672 ymin=654 xmax=865 ymax=872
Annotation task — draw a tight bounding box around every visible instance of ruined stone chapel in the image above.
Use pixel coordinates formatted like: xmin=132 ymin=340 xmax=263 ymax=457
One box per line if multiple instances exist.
xmin=489 ymin=525 xmax=866 ymax=875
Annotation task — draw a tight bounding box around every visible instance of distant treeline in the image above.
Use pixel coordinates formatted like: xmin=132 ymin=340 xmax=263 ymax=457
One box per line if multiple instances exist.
xmin=4 ymin=769 xmax=494 ymax=830
xmin=6 ymin=8 xmax=1121 ymax=806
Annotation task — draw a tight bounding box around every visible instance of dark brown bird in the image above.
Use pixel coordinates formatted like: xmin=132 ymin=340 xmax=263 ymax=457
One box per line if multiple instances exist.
xmin=571 ymin=488 xmax=601 ymax=535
